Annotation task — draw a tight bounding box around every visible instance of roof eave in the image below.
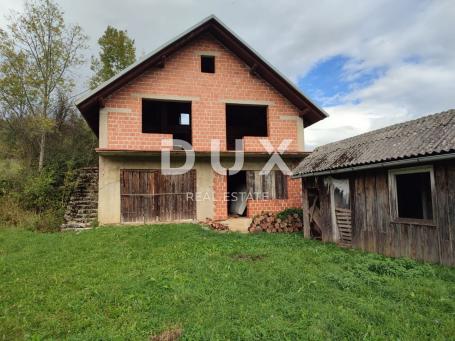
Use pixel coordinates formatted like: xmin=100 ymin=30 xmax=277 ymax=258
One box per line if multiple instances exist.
xmin=292 ymin=152 xmax=455 ymax=178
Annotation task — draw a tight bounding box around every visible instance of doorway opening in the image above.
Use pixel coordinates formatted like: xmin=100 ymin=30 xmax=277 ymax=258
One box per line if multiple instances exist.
xmin=227 ymin=170 xmax=248 ymax=217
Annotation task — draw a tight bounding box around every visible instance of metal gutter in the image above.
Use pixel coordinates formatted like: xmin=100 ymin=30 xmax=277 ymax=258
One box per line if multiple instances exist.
xmin=292 ymin=152 xmax=455 ymax=178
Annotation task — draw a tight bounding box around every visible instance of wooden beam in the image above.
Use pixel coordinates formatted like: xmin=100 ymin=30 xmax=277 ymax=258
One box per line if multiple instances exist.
xmin=302 ymin=180 xmax=311 ymax=238
xmin=157 ymin=55 xmax=166 ymax=68
xmin=300 ymin=107 xmax=310 ymax=116
xmin=98 ymin=97 xmax=106 ymax=108
xmin=249 ymin=63 xmax=258 ymax=76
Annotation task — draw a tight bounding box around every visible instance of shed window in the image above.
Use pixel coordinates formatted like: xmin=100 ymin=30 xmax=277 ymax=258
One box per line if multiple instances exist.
xmin=389 ymin=166 xmax=434 ymax=222
xmin=201 ymin=55 xmax=215 ymax=73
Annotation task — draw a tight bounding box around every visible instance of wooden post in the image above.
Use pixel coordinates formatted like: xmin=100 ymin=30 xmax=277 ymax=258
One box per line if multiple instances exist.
xmin=302 ymin=179 xmax=311 ymax=238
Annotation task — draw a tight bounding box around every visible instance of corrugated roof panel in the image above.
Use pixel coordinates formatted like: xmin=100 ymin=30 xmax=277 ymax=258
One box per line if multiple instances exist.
xmin=294 ymin=109 xmax=455 ymax=175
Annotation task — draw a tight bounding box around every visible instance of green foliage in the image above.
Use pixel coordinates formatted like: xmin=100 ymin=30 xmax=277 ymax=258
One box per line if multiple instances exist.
xmin=0 ymin=197 xmax=61 ymax=232
xmin=0 ymin=196 xmax=32 ymax=227
xmin=276 ymin=207 xmax=303 ymax=220
xmin=90 ymin=25 xmax=136 ymax=88
xmin=0 ymin=0 xmax=88 ymax=170
xmin=20 ymin=169 xmax=58 ymax=212
xmin=0 ymin=159 xmax=22 ymax=196
xmin=0 ymin=224 xmax=453 ymax=339
xmin=90 ymin=219 xmax=99 ymax=228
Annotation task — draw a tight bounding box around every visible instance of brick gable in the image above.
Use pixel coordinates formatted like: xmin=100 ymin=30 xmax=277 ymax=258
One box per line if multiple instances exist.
xmin=104 ymin=33 xmax=303 ymax=152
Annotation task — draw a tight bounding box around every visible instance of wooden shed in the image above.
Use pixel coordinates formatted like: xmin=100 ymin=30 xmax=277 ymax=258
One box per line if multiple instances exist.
xmin=293 ymin=110 xmax=455 ymax=266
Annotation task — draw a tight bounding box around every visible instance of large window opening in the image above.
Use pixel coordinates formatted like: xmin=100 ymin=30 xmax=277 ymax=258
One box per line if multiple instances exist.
xmin=226 ymin=104 xmax=268 ymax=150
xmin=142 ymin=99 xmax=192 ymax=148
xmin=390 ymin=167 xmax=434 ymax=221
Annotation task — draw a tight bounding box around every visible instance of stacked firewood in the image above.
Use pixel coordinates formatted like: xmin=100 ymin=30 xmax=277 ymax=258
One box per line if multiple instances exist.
xmin=205 ymin=219 xmax=229 ymax=231
xmin=248 ymin=212 xmax=303 ymax=233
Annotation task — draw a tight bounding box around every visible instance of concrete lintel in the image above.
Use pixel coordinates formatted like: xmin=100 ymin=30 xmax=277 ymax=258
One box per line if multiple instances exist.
xmin=279 ymin=115 xmax=300 ymax=121
xmin=131 ymin=93 xmax=200 ymax=101
xmin=100 ymin=107 xmax=132 ymax=114
xmin=194 ymin=50 xmax=221 ymax=56
xmin=221 ymin=99 xmax=274 ymax=106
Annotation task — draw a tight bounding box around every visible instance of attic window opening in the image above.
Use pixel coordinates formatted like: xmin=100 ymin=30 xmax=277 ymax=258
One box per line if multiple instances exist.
xmin=389 ymin=167 xmax=434 ymax=222
xmin=201 ymin=55 xmax=215 ymax=73
xmin=142 ymin=99 xmax=192 ymax=147
xmin=226 ymin=104 xmax=268 ymax=150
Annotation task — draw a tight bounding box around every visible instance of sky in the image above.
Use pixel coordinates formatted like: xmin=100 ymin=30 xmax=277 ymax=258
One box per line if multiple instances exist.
xmin=1 ymin=0 xmax=455 ymax=150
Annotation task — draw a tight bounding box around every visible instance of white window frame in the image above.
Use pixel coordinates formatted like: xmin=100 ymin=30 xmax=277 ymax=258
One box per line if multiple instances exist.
xmin=388 ymin=165 xmax=436 ymax=225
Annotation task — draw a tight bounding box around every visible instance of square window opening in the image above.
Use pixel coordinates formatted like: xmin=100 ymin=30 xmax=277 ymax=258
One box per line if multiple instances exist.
xmin=201 ymin=55 xmax=215 ymax=73
xmin=226 ymin=104 xmax=268 ymax=150
xmin=142 ymin=99 xmax=192 ymax=147
xmin=394 ymin=171 xmax=433 ymax=220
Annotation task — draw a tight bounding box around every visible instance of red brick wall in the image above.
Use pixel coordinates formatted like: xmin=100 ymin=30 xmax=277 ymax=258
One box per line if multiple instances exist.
xmin=212 ymin=173 xmax=301 ymax=221
xmin=104 ymin=33 xmax=302 ymax=153
xmin=213 ymin=172 xmax=228 ymax=220
xmin=246 ymin=176 xmax=302 ymax=218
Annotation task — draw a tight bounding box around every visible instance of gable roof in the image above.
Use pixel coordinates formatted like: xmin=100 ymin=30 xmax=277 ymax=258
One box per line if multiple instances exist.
xmin=76 ymin=15 xmax=327 ymax=135
xmin=293 ymin=109 xmax=455 ymax=177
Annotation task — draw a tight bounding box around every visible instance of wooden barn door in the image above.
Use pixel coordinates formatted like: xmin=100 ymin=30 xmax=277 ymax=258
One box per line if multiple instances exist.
xmin=120 ymin=169 xmax=196 ymax=223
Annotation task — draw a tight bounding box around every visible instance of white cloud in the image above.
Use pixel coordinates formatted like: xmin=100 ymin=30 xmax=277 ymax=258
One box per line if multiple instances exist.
xmin=1 ymin=0 xmax=454 ymax=149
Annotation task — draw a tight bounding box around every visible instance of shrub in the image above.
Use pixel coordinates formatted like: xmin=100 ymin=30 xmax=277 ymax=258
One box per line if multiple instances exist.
xmin=33 ymin=210 xmax=63 ymax=232
xmin=276 ymin=207 xmax=303 ymax=220
xmin=19 ymin=169 xmax=59 ymax=212
xmin=0 ymin=196 xmax=32 ymax=227
xmin=0 ymin=196 xmax=62 ymax=232
xmin=0 ymin=159 xmax=22 ymax=197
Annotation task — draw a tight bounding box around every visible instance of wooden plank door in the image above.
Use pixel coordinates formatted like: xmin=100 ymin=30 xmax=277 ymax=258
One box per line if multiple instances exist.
xmin=120 ymin=169 xmax=196 ymax=223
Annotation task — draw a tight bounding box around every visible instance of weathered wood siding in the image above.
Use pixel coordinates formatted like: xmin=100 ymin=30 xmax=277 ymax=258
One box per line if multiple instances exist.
xmin=303 ymin=160 xmax=455 ymax=266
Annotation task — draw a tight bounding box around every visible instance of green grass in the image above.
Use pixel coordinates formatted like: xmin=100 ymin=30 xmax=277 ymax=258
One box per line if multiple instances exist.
xmin=0 ymin=224 xmax=454 ymax=340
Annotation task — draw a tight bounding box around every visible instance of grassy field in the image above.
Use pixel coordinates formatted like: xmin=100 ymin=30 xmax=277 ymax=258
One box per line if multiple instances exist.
xmin=0 ymin=224 xmax=454 ymax=340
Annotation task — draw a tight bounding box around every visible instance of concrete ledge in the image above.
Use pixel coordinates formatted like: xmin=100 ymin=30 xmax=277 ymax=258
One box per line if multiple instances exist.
xmin=131 ymin=93 xmax=200 ymax=101
xmin=100 ymin=107 xmax=132 ymax=113
xmin=194 ymin=50 xmax=221 ymax=56
xmin=221 ymin=99 xmax=274 ymax=106
xmin=280 ymin=115 xmax=300 ymax=121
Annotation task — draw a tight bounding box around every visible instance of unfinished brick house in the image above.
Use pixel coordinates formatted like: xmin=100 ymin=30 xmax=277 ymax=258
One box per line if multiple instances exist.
xmin=76 ymin=16 xmax=327 ymax=225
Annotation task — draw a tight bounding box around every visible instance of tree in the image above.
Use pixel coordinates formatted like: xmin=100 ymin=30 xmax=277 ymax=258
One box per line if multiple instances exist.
xmin=0 ymin=0 xmax=87 ymax=171
xmin=90 ymin=26 xmax=136 ymax=89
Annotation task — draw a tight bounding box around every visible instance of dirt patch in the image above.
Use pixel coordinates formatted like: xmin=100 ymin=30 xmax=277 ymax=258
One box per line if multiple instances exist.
xmin=230 ymin=253 xmax=267 ymax=261
xmin=150 ymin=326 xmax=182 ymax=341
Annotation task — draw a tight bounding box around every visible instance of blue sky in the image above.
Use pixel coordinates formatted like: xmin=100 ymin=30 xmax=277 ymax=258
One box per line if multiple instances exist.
xmin=298 ymin=55 xmax=386 ymax=107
